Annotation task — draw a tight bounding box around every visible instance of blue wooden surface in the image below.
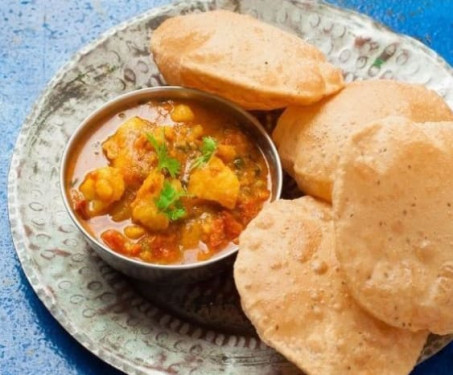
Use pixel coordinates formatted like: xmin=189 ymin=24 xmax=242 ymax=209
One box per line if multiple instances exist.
xmin=1 ymin=0 xmax=453 ymax=374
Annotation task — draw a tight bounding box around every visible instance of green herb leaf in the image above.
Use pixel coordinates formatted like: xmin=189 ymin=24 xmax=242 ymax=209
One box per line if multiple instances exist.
xmin=155 ymin=180 xmax=187 ymax=221
xmin=192 ymin=136 xmax=218 ymax=169
xmin=167 ymin=204 xmax=186 ymax=221
xmin=372 ymin=57 xmax=385 ymax=68
xmin=146 ymin=131 xmax=181 ymax=178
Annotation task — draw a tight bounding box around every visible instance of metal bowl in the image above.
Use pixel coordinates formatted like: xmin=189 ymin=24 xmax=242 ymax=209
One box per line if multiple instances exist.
xmin=60 ymin=86 xmax=282 ymax=284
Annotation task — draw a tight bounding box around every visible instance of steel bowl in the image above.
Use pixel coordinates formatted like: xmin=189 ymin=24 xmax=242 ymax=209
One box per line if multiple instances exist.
xmin=60 ymin=86 xmax=282 ymax=284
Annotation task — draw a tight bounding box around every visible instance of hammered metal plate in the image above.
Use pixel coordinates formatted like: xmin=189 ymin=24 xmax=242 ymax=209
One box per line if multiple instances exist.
xmin=8 ymin=0 xmax=453 ymax=374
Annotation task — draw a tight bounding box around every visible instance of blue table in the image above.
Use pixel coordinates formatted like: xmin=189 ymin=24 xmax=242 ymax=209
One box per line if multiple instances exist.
xmin=1 ymin=1 xmax=452 ymax=374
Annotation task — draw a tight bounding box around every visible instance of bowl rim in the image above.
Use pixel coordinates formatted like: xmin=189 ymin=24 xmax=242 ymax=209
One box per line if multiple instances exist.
xmin=60 ymin=85 xmax=283 ymax=271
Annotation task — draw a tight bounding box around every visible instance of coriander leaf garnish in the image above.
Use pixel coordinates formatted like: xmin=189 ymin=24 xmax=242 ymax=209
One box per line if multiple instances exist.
xmin=155 ymin=180 xmax=187 ymax=221
xmin=191 ymin=136 xmax=218 ymax=169
xmin=146 ymin=131 xmax=180 ymax=178
xmin=167 ymin=204 xmax=186 ymax=221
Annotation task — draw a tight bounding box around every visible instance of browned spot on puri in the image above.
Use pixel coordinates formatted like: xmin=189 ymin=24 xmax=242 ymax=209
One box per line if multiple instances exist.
xmin=294 ymin=220 xmax=323 ymax=263
xmin=391 ymin=220 xmax=404 ymax=234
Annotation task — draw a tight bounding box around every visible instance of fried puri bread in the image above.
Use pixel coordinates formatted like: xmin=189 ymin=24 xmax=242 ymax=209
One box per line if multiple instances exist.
xmin=234 ymin=196 xmax=427 ymax=375
xmin=150 ymin=10 xmax=344 ymax=110
xmin=334 ymin=117 xmax=453 ymax=335
xmin=272 ymin=80 xmax=453 ymax=201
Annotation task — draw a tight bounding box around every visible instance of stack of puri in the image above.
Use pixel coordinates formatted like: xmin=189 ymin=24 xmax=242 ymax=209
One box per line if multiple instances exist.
xmin=272 ymin=80 xmax=453 ymax=201
xmin=235 ymin=196 xmax=428 ymax=374
xmin=237 ymin=88 xmax=453 ymax=374
xmin=150 ymin=9 xmax=453 ymax=375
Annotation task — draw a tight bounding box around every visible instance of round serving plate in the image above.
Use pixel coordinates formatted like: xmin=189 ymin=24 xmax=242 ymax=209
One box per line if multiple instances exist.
xmin=8 ymin=0 xmax=453 ymax=374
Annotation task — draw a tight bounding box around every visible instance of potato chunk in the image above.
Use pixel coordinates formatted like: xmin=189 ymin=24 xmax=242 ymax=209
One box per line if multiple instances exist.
xmin=124 ymin=225 xmax=145 ymax=239
xmin=102 ymin=117 xmax=155 ymax=187
xmin=79 ymin=166 xmax=125 ymax=217
xmin=188 ymin=157 xmax=239 ymax=209
xmin=170 ymin=104 xmax=194 ymax=122
xmin=130 ymin=170 xmax=169 ymax=231
xmin=216 ymin=144 xmax=237 ymax=163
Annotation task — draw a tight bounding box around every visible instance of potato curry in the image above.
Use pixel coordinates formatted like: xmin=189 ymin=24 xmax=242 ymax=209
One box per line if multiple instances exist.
xmin=66 ymin=99 xmax=271 ymax=264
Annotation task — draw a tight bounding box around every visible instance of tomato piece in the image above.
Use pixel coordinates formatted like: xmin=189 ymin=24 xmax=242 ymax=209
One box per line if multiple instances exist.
xmin=138 ymin=233 xmax=181 ymax=264
xmin=70 ymin=189 xmax=88 ymax=219
xmin=222 ymin=211 xmax=243 ymax=240
xmin=238 ymin=199 xmax=261 ymax=224
xmin=129 ymin=243 xmax=142 ymax=256
xmin=101 ymin=229 xmax=128 ymax=254
xmin=206 ymin=216 xmax=226 ymax=250
xmin=204 ymin=212 xmax=244 ymax=251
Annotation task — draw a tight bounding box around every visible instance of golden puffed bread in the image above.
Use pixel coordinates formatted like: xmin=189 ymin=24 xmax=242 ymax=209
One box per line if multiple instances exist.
xmin=334 ymin=117 xmax=453 ymax=335
xmin=272 ymin=80 xmax=453 ymax=201
xmin=234 ymin=196 xmax=427 ymax=375
xmin=150 ymin=10 xmax=344 ymax=110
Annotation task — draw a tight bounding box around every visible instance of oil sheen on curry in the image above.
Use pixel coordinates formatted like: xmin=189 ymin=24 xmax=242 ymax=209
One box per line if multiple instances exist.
xmin=66 ymin=99 xmax=271 ymax=265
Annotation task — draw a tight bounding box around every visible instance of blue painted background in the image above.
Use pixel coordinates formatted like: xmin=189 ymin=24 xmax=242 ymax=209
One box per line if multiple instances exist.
xmin=1 ymin=0 xmax=453 ymax=374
